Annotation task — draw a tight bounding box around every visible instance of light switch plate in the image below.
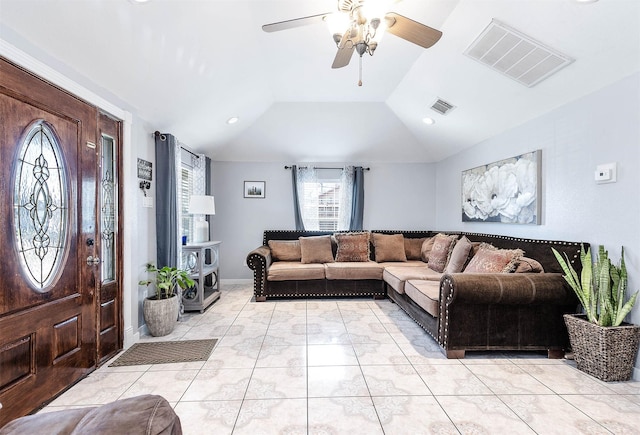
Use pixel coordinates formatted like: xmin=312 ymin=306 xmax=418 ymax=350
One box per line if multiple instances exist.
xmin=595 ymin=162 xmax=617 ymax=184
xmin=143 ymin=196 xmax=153 ymax=208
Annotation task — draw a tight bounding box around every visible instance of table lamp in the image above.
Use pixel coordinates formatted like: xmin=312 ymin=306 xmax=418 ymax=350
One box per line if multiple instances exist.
xmin=188 ymin=195 xmax=215 ymax=243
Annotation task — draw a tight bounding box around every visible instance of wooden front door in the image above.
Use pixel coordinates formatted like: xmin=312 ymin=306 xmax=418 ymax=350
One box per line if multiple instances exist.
xmin=0 ymin=58 xmax=99 ymax=425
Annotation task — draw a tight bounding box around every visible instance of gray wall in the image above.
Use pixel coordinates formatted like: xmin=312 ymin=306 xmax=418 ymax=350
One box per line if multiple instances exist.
xmin=435 ymin=72 xmax=640 ymax=374
xmin=212 ymin=162 xmax=437 ymax=279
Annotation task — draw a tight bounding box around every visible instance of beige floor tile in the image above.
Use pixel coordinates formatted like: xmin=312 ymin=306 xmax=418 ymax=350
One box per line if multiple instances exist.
xmin=466 ymin=363 xmax=555 ymax=394
xmin=308 ymin=344 xmax=358 ymax=366
xmin=415 ymin=363 xmax=492 ymax=395
xmin=47 ymin=371 xmax=144 ymax=406
xmin=361 ymin=364 xmax=431 ymax=396
xmin=373 ymin=395 xmax=459 ymax=434
xmin=499 ymin=394 xmax=607 ymax=434
xmin=561 ymin=394 xmax=640 ymax=434
xmin=308 ymin=397 xmax=384 ymax=435
xmin=233 ymin=398 xmax=307 ymax=435
xmin=256 ymin=344 xmax=306 ymax=367
xmin=120 ymin=370 xmax=198 ymax=402
xmin=437 ymin=395 xmax=536 ymax=434
xmin=202 ymin=343 xmax=261 ymax=369
xmin=308 ymin=366 xmax=369 ymax=397
xmin=518 ymin=363 xmax=618 ymax=395
xmin=245 ymin=367 xmax=307 ymax=399
xmin=182 ymin=368 xmax=252 ymax=401
xmin=174 ymin=400 xmax=242 ymax=435
xmin=353 ymin=342 xmax=410 ymax=365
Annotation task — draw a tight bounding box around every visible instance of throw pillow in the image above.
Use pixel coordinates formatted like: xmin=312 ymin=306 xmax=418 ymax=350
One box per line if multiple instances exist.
xmin=420 ymin=237 xmax=435 ymax=262
xmin=372 ymin=233 xmax=407 ymax=262
xmin=404 ymin=237 xmax=426 ymax=260
xmin=299 ymin=235 xmax=335 ymax=264
xmin=444 ymin=235 xmax=473 ymax=274
xmin=514 ymin=256 xmax=545 ymax=273
xmin=427 ymin=234 xmax=458 ymax=273
xmin=463 ymin=243 xmax=524 ymax=273
xmin=268 ymin=240 xmax=302 ymax=261
xmin=334 ymin=232 xmax=371 ymax=262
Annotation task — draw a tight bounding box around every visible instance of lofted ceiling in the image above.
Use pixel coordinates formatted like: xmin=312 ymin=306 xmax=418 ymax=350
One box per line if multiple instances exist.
xmin=0 ymin=0 xmax=638 ymax=163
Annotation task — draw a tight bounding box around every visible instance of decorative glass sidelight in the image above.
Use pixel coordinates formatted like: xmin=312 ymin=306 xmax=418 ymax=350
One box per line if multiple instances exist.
xmin=100 ymin=134 xmax=116 ymax=282
xmin=13 ymin=121 xmax=69 ymax=290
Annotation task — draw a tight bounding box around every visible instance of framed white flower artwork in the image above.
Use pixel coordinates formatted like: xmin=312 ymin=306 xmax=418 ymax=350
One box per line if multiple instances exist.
xmin=462 ymin=150 xmax=541 ymax=224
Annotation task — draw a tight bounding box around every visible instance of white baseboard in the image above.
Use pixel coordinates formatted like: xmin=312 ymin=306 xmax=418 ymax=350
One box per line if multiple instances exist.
xmin=222 ymin=279 xmax=252 ymax=285
xmin=123 ymin=326 xmax=139 ymax=349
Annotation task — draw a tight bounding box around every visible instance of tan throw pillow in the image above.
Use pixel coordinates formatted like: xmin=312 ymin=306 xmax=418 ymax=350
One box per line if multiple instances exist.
xmin=299 ymin=235 xmax=335 ymax=264
xmin=427 ymin=234 xmax=458 ymax=273
xmin=373 ymin=233 xmax=407 ymax=262
xmin=444 ymin=236 xmax=473 ymax=274
xmin=268 ymin=240 xmax=301 ymax=261
xmin=514 ymin=256 xmax=545 ymax=273
xmin=334 ymin=232 xmax=370 ymax=262
xmin=404 ymin=237 xmax=426 ymax=260
xmin=463 ymin=243 xmax=524 ymax=273
xmin=420 ymin=237 xmax=435 ymax=262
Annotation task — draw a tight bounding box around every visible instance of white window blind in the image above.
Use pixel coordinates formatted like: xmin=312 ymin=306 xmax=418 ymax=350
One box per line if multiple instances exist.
xmin=180 ymin=165 xmax=194 ymax=243
xmin=301 ymin=180 xmax=341 ymax=231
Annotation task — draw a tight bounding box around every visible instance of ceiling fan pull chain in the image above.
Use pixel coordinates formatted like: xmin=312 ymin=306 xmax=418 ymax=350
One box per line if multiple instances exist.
xmin=358 ymin=55 xmax=363 ymax=86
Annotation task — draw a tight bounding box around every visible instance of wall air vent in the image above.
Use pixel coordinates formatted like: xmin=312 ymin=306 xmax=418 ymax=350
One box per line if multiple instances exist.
xmin=430 ymin=98 xmax=456 ymax=115
xmin=465 ymin=19 xmax=574 ymax=87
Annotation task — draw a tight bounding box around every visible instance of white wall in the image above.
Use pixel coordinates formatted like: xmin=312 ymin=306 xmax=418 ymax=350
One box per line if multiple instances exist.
xmin=435 ymin=72 xmax=640 ymax=376
xmin=213 ymin=162 xmax=437 ymax=279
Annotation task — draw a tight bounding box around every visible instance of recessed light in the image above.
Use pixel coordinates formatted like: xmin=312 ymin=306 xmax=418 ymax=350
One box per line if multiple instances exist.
xmin=422 ymin=117 xmax=435 ymax=125
xmin=227 ymin=117 xmax=239 ymax=125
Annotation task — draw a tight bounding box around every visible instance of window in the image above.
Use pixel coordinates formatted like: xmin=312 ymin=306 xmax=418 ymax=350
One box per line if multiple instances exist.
xmin=180 ymin=164 xmax=194 ymax=243
xmin=297 ymin=167 xmax=354 ymax=231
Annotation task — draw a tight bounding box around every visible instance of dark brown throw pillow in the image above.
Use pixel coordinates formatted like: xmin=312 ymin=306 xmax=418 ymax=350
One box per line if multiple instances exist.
xmin=299 ymin=235 xmax=335 ymax=264
xmin=463 ymin=243 xmax=524 ymax=273
xmin=334 ymin=232 xmax=370 ymax=262
xmin=268 ymin=240 xmax=302 ymax=261
xmin=404 ymin=237 xmax=427 ymax=260
xmin=427 ymin=234 xmax=458 ymax=272
xmin=372 ymin=233 xmax=407 ymax=262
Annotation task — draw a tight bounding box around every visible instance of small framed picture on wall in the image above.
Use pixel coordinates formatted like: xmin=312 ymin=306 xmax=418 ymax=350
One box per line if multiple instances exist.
xmin=244 ymin=181 xmax=265 ymax=198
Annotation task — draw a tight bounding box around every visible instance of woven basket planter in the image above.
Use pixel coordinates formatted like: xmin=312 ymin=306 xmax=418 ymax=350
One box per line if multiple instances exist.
xmin=564 ymin=314 xmax=640 ymax=382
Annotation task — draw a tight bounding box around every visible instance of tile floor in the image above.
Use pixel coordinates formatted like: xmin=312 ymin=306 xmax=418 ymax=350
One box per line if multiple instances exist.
xmin=44 ymin=284 xmax=640 ymax=434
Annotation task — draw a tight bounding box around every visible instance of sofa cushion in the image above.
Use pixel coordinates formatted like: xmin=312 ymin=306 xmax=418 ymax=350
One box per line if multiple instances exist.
xmin=444 ymin=235 xmax=473 ymax=274
xmin=299 ymin=235 xmax=334 ymax=264
xmin=268 ymin=240 xmax=302 ymax=261
xmin=463 ymin=243 xmax=524 ymax=273
xmin=514 ymin=256 xmax=545 ymax=273
xmin=383 ymin=266 xmax=442 ymax=294
xmin=325 ymin=261 xmax=384 ymax=280
xmin=334 ymin=232 xmax=370 ymax=262
xmin=405 ymin=280 xmax=440 ymax=318
xmin=268 ymin=262 xmax=326 ymax=281
xmin=427 ymin=233 xmax=458 ymax=273
xmin=420 ymin=237 xmax=435 ymax=262
xmin=404 ymin=237 xmax=426 ymax=260
xmin=372 ymin=233 xmax=407 ymax=262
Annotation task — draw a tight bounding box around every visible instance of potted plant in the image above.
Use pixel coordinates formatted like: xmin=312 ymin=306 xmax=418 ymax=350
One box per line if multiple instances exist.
xmin=553 ymin=245 xmax=639 ymax=381
xmin=139 ymin=263 xmax=195 ymax=337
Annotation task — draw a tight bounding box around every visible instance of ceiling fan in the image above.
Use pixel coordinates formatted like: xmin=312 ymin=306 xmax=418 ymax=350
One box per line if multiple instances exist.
xmin=262 ymin=0 xmax=443 ymax=85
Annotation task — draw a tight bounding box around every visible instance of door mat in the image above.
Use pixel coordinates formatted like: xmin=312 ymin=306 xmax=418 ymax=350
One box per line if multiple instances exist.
xmin=109 ymin=339 xmax=217 ymax=367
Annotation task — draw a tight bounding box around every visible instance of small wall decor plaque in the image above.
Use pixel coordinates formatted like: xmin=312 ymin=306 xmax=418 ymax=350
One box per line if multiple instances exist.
xmin=462 ymin=150 xmax=541 ymax=224
xmin=137 ymin=158 xmax=152 ymax=181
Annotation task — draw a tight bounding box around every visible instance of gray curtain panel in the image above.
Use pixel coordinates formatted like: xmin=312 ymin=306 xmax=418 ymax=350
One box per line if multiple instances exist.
xmin=350 ymin=166 xmax=365 ymax=231
xmin=155 ymin=133 xmax=178 ymax=268
xmin=291 ymin=165 xmax=305 ymax=231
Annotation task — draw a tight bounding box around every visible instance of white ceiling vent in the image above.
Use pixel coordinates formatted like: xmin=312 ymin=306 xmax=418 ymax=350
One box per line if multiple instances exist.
xmin=465 ymin=19 xmax=574 ymax=87
xmin=431 ymin=98 xmax=456 ymax=115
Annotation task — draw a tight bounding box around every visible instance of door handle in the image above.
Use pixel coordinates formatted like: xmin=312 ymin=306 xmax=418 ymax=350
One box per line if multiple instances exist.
xmin=86 ymin=256 xmax=100 ymax=266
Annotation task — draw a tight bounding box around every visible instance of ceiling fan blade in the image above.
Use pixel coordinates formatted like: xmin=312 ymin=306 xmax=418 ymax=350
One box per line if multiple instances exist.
xmin=262 ymin=13 xmax=329 ymax=33
xmin=384 ymin=12 xmax=443 ymax=49
xmin=331 ymin=33 xmax=355 ymax=69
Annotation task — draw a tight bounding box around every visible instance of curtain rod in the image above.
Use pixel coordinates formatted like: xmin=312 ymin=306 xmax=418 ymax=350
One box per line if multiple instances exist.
xmin=153 ymin=131 xmax=200 ymax=158
xmin=284 ymin=166 xmax=370 ymax=171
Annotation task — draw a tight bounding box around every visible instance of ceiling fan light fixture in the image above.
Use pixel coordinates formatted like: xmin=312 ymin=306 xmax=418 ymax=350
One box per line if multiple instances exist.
xmin=226 ymin=116 xmax=239 ymax=125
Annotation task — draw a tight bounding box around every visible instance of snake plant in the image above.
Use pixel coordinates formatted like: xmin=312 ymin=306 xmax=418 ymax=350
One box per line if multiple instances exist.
xmin=553 ymin=245 xmax=638 ymax=327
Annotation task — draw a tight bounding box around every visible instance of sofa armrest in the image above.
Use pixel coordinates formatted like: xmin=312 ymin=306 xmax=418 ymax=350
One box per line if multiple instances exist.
xmin=440 ymin=273 xmax=576 ymax=306
xmin=246 ymin=246 xmax=272 ymax=300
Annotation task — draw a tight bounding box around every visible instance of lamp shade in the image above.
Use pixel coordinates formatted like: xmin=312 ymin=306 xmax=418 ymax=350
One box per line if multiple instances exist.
xmin=188 ymin=195 xmax=215 ymax=215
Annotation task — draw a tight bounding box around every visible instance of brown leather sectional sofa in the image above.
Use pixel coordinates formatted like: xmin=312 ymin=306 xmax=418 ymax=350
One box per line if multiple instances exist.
xmin=246 ymin=230 xmax=586 ymax=358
